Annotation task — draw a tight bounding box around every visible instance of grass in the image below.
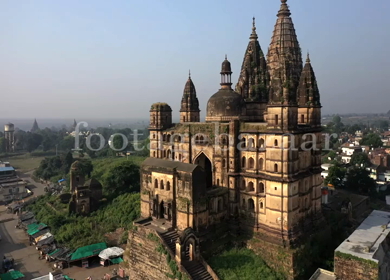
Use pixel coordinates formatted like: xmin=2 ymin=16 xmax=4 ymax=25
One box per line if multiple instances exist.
xmin=208 ymin=248 xmax=285 ymax=280
xmin=0 ymin=153 xmax=46 ymax=172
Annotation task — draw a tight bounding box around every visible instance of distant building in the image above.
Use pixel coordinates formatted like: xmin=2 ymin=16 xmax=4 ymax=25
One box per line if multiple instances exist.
xmin=341 ymin=143 xmax=362 ymax=163
xmin=68 ymin=161 xmax=102 ymax=215
xmin=4 ymin=123 xmax=15 ymax=153
xmin=31 ymin=118 xmax=40 ymax=132
xmin=0 ymin=164 xmax=28 ymax=204
xmin=334 ymin=210 xmax=390 ymax=280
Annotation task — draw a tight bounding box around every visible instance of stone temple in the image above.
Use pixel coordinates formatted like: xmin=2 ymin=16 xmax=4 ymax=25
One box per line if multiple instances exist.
xmin=124 ymin=1 xmax=323 ymax=279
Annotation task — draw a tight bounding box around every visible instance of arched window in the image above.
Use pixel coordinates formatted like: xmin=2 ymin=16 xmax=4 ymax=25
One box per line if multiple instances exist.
xmin=274 ymin=164 xmax=278 ymax=173
xmin=275 ymin=115 xmax=279 ymax=125
xmin=195 ymin=135 xmax=199 ymax=143
xmin=242 ymin=137 xmax=247 ymax=149
xmin=241 ymin=179 xmax=246 ymax=191
xmin=249 ymin=158 xmax=255 ymax=169
xmin=163 ymin=134 xmax=166 ymax=142
xmin=259 ymin=158 xmax=264 ymax=170
xmin=183 ymin=116 xmax=186 ymax=122
xmin=259 ymin=138 xmax=265 ymax=148
xmin=248 ymin=182 xmax=254 ymax=192
xmin=222 ymin=159 xmax=226 ymax=168
xmin=248 ymin=199 xmax=255 ymax=211
xmin=248 ymin=138 xmax=255 ymax=149
xmin=164 ymin=150 xmax=166 ymax=158
xmin=179 ymin=154 xmax=182 ymax=161
xmin=154 ymin=179 xmax=158 ymax=189
xmin=242 ymin=157 xmax=246 ymax=168
xmin=153 ymin=116 xmax=156 ymax=124
xmin=217 ymin=179 xmax=220 ymax=186
xmin=259 ymin=183 xmax=265 ymax=193
xmin=153 ymin=151 xmax=156 ymax=157
xmin=153 ymin=134 xmax=156 ymax=139
xmin=167 ymin=134 xmax=171 ymax=142
xmin=167 ymin=181 xmax=170 ymax=191
xmin=274 ymin=139 xmax=278 ymax=147
xmin=301 ymin=114 xmax=305 ymax=123
xmin=167 ymin=150 xmax=171 ymax=159
xmin=200 ymin=135 xmax=204 ymax=142
xmin=260 ymin=201 xmax=264 ymax=209
xmin=160 ymin=180 xmax=164 ymax=190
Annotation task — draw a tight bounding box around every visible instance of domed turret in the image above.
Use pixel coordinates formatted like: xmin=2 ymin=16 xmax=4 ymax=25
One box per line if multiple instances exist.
xmin=206 ymin=56 xmax=246 ymax=122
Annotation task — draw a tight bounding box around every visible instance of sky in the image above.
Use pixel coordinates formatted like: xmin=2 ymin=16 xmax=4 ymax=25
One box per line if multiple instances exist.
xmin=0 ymin=0 xmax=389 ymax=121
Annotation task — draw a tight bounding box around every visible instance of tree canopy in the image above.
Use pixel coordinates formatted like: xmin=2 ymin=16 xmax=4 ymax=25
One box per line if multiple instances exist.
xmin=102 ymin=160 xmax=140 ymax=196
xmin=360 ymin=133 xmax=383 ymax=148
xmin=324 ymin=163 xmax=346 ymax=189
xmin=345 ymin=167 xmax=376 ymax=194
xmin=350 ymin=152 xmax=371 ymax=167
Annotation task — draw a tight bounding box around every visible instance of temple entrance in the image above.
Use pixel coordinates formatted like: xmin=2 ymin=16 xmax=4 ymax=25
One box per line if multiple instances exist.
xmin=186 ymin=242 xmax=195 ymax=261
xmin=195 ymin=153 xmax=212 ymax=188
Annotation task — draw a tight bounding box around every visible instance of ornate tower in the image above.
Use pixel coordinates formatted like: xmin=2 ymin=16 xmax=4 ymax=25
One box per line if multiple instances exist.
xmin=236 ymin=18 xmax=269 ymax=121
xmin=4 ymin=123 xmax=15 ymax=153
xmin=180 ymin=72 xmax=200 ymax=123
xmin=267 ymin=0 xmax=301 ymax=130
xmin=149 ymin=103 xmax=172 ymax=158
xmin=267 ymin=0 xmax=302 ymax=97
xmin=297 ymin=53 xmax=321 ymax=127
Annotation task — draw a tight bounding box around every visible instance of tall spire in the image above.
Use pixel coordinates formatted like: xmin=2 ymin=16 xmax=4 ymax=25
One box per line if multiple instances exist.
xmin=31 ymin=118 xmax=40 ymax=132
xmin=250 ymin=17 xmax=258 ymax=41
xmin=180 ymin=72 xmax=200 ymax=123
xmin=236 ymin=18 xmax=269 ymax=103
xmin=297 ymin=53 xmax=320 ymax=107
xmin=267 ymin=0 xmax=302 ymax=104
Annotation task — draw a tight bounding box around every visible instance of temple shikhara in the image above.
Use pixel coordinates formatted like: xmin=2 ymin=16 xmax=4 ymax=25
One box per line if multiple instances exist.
xmin=123 ymin=1 xmax=323 ymax=279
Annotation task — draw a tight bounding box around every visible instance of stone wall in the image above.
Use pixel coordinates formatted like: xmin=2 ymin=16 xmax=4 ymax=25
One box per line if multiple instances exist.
xmin=334 ymin=253 xmax=379 ymax=280
xmin=122 ymin=226 xmax=172 ymax=280
xmin=247 ymin=233 xmax=296 ymax=279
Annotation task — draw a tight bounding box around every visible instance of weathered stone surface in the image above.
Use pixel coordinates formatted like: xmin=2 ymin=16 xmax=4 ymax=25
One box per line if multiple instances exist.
xmin=334 ymin=256 xmax=379 ymax=280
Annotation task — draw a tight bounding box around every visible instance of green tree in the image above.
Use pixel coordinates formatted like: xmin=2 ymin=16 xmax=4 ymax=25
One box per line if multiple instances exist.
xmin=350 ymin=152 xmax=371 ymax=167
xmin=0 ymin=137 xmax=5 ymax=153
xmin=103 ymin=160 xmax=140 ymax=196
xmin=58 ymin=135 xmax=75 ymax=151
xmin=77 ymin=159 xmax=93 ymax=178
xmin=345 ymin=167 xmax=376 ymax=194
xmin=24 ymin=132 xmax=43 ymax=152
xmin=360 ymin=133 xmax=383 ymax=148
xmin=64 ymin=152 xmax=74 ymax=174
xmin=378 ymin=120 xmax=389 ymax=131
xmin=324 ymin=163 xmax=346 ymax=189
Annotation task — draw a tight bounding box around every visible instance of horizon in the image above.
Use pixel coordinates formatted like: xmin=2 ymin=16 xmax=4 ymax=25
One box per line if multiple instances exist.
xmin=1 ymin=0 xmax=390 ymax=119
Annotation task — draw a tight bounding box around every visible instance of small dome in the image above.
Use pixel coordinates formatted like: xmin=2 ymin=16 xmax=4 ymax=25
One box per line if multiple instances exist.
xmin=221 ymin=56 xmax=232 ymax=74
xmin=150 ymin=102 xmax=172 ymax=112
xmin=206 ymin=89 xmax=245 ymax=122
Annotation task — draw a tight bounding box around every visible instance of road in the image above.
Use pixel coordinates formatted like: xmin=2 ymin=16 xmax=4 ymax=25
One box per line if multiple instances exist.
xmin=0 ymin=172 xmax=121 ymax=279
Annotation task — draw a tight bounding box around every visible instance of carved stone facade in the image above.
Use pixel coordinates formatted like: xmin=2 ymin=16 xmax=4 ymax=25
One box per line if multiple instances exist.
xmin=130 ymin=1 xmax=323 ymax=278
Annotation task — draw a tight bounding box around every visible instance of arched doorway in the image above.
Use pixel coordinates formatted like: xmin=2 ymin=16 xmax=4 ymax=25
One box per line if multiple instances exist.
xmin=194 ymin=153 xmax=212 ymax=188
xmin=160 ymin=201 xmax=165 ymax=219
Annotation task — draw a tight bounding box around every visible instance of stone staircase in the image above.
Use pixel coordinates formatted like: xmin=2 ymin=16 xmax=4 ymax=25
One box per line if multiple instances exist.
xmin=183 ymin=260 xmax=213 ymax=280
xmin=159 ymin=230 xmax=214 ymax=280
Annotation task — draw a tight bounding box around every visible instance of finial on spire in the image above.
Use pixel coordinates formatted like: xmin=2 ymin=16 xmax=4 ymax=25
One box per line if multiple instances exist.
xmin=252 ymin=17 xmax=255 ymax=28
xmin=306 ymin=51 xmax=310 ymax=63
xmin=281 ymin=0 xmax=287 ymax=3
xmin=189 ymin=69 xmax=191 ymax=78
xmin=278 ymin=0 xmax=291 ymax=17
xmin=225 ymin=54 xmax=227 ymax=60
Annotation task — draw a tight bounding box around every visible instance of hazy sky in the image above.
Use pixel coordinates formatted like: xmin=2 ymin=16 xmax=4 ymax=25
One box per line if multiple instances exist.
xmin=1 ymin=0 xmax=389 ymax=120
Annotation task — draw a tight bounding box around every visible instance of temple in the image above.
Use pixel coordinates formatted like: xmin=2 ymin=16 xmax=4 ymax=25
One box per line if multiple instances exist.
xmin=124 ymin=1 xmax=323 ymax=279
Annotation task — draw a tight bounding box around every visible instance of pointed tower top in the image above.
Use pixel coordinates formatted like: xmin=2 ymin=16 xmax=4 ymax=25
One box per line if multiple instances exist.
xmin=225 ymin=54 xmax=227 ymax=60
xmin=250 ymin=17 xmax=258 ymax=41
xmin=278 ymin=0 xmax=291 ymax=17
xmin=306 ymin=52 xmax=311 ymax=63
xmin=189 ymin=69 xmax=191 ymax=79
xmin=31 ymin=118 xmax=40 ymax=132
